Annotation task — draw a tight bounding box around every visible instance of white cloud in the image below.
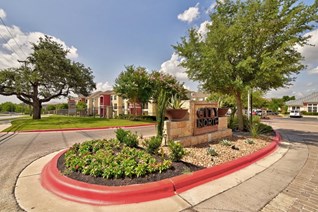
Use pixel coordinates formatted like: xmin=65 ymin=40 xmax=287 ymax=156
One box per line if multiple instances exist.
xmin=177 ymin=3 xmax=200 ymax=23
xmin=0 ymin=9 xmax=6 ymax=19
xmin=206 ymin=2 xmax=217 ymax=14
xmin=296 ymin=29 xmax=318 ymax=74
xmin=292 ymin=91 xmax=305 ymax=97
xmin=197 ymin=21 xmax=211 ymax=40
xmin=0 ymin=9 xmax=78 ymax=70
xmin=206 ymin=0 xmax=225 ymax=14
xmin=308 ymin=66 xmax=318 ymax=74
xmin=160 ymin=53 xmax=188 ymax=81
xmin=95 ymin=82 xmax=113 ymax=91
xmin=307 ymin=82 xmax=313 ymax=87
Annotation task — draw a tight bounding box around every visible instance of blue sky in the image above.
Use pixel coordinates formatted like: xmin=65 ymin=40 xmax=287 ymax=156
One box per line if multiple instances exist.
xmin=0 ymin=0 xmax=317 ymax=103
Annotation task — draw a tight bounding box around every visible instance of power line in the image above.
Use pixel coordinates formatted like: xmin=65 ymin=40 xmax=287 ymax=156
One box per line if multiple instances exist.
xmin=0 ymin=31 xmax=22 ymax=61
xmin=0 ymin=17 xmax=28 ymax=58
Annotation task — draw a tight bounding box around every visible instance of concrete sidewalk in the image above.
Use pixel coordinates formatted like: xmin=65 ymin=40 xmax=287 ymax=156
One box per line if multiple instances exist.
xmin=0 ymin=123 xmax=11 ymax=132
xmin=184 ymin=135 xmax=318 ymax=212
xmin=16 ymin=139 xmax=290 ymax=211
xmin=184 ymin=142 xmax=308 ymax=211
xmin=14 ymin=131 xmax=318 ymax=211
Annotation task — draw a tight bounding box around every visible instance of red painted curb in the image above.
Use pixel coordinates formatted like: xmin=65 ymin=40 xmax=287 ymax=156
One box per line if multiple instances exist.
xmin=170 ymin=136 xmax=279 ymax=193
xmin=20 ymin=123 xmax=155 ymax=133
xmin=41 ymin=132 xmax=281 ymax=205
xmin=41 ymin=150 xmax=175 ymax=205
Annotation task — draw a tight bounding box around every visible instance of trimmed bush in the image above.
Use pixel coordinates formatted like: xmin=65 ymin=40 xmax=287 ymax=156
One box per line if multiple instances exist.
xmin=115 ymin=128 xmax=129 ymax=143
xmin=301 ymin=111 xmax=318 ymax=116
xmin=122 ymin=131 xmax=139 ymax=147
xmin=143 ymin=136 xmax=162 ymax=154
xmin=64 ymin=139 xmax=172 ymax=179
xmin=168 ymin=141 xmax=187 ymax=162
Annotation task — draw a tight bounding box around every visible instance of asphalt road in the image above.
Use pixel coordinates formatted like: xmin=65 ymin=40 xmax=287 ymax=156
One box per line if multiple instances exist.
xmin=1 ymin=117 xmax=317 ymax=211
xmin=0 ymin=125 xmax=156 ymax=212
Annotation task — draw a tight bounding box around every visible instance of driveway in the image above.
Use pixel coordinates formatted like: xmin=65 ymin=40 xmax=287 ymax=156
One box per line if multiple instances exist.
xmin=0 ymin=126 xmax=156 ymax=211
xmin=1 ymin=117 xmax=317 ymax=211
xmin=185 ymin=117 xmax=318 ymax=211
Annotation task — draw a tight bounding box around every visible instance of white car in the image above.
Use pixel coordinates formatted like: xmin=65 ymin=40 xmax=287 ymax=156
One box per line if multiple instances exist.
xmin=289 ymin=110 xmax=302 ymax=118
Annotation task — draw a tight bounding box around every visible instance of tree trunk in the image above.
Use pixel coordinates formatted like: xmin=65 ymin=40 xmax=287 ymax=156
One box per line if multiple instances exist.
xmin=33 ymin=100 xmax=42 ymax=119
xmin=235 ymin=92 xmax=244 ymax=131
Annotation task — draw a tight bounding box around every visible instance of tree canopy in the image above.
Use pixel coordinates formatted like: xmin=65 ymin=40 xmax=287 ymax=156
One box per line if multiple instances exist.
xmin=174 ymin=0 xmax=317 ymax=130
xmin=113 ymin=65 xmax=153 ymax=114
xmin=0 ymin=36 xmax=96 ymax=119
xmin=114 ymin=65 xmax=187 ymax=112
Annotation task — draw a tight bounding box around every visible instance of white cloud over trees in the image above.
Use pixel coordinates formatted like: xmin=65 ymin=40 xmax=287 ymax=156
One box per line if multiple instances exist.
xmin=95 ymin=82 xmax=113 ymax=91
xmin=0 ymin=9 xmax=78 ymax=70
xmin=160 ymin=53 xmax=187 ymax=81
xmin=177 ymin=3 xmax=200 ymax=23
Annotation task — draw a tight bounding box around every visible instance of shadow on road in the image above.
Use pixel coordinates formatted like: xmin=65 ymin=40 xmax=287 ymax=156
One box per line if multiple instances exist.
xmin=275 ymin=128 xmax=318 ymax=147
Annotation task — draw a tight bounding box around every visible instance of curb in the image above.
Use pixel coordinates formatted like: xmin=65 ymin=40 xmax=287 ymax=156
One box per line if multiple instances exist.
xmin=17 ymin=123 xmax=155 ymax=133
xmin=41 ymin=132 xmax=281 ymax=205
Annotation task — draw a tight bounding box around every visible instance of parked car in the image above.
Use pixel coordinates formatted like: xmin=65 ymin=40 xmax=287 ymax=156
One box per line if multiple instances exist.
xmin=256 ymin=109 xmax=263 ymax=116
xmin=289 ymin=110 xmax=302 ymax=118
xmin=266 ymin=110 xmax=278 ymax=115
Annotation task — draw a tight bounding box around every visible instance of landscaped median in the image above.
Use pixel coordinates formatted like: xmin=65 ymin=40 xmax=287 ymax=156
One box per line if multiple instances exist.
xmin=41 ymin=132 xmax=281 ymax=205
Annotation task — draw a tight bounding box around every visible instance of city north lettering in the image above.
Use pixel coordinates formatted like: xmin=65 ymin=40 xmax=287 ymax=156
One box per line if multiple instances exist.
xmin=196 ymin=107 xmax=218 ymax=128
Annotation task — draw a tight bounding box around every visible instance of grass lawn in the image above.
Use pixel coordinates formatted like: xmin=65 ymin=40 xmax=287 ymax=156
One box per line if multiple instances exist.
xmin=3 ymin=115 xmax=155 ymax=132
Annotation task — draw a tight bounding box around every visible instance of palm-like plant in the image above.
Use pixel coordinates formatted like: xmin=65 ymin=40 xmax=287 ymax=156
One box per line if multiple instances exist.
xmin=168 ymin=94 xmax=184 ymax=109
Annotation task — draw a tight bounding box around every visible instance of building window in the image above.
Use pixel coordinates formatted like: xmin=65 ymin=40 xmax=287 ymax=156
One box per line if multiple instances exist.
xmin=113 ymin=103 xmax=117 ymax=109
xmin=114 ymin=95 xmax=117 ymax=100
xmin=143 ymin=103 xmax=148 ymax=109
xmin=308 ymin=104 xmax=317 ymax=113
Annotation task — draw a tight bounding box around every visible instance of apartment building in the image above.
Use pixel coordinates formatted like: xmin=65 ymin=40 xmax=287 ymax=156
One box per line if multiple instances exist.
xmin=85 ymin=91 xmax=156 ymax=117
xmin=286 ymin=92 xmax=318 ymax=113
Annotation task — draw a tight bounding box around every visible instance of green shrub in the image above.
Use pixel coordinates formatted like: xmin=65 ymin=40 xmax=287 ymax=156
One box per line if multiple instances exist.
xmin=245 ymin=139 xmax=255 ymax=144
xmin=123 ymin=131 xmax=139 ymax=147
xmin=228 ymin=115 xmax=250 ymax=131
xmin=220 ymin=139 xmax=232 ymax=146
xmin=64 ymin=139 xmax=173 ymax=179
xmin=168 ymin=141 xmax=187 ymax=162
xmin=115 ymin=128 xmax=139 ymax=147
xmin=143 ymin=136 xmax=162 ymax=154
xmin=115 ymin=128 xmax=129 ymax=143
xmin=207 ymin=147 xmax=218 ymax=156
xmin=249 ymin=122 xmax=273 ymax=137
xmin=301 ymin=111 xmax=318 ymax=116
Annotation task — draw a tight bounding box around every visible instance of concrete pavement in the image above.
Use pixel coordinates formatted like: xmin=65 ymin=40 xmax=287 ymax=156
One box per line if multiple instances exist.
xmin=15 ymin=138 xmax=289 ymax=211
xmin=0 ymin=125 xmax=156 ymax=211
xmin=184 ymin=141 xmax=308 ymax=211
xmin=183 ymin=118 xmax=318 ymax=212
xmin=15 ymin=129 xmax=318 ymax=212
xmin=3 ymin=117 xmax=318 ymax=211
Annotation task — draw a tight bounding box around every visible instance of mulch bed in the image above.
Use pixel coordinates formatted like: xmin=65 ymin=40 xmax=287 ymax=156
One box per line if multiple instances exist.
xmin=57 ymin=132 xmax=274 ymax=187
xmin=57 ymin=154 xmax=203 ymax=186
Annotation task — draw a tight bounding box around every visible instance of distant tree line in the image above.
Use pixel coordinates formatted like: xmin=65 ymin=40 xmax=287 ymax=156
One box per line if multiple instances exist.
xmin=0 ymin=102 xmax=31 ymax=114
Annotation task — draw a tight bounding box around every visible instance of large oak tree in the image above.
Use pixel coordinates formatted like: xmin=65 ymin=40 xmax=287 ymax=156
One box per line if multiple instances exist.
xmin=0 ymin=36 xmax=96 ymax=119
xmin=174 ymin=0 xmax=317 ymax=130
